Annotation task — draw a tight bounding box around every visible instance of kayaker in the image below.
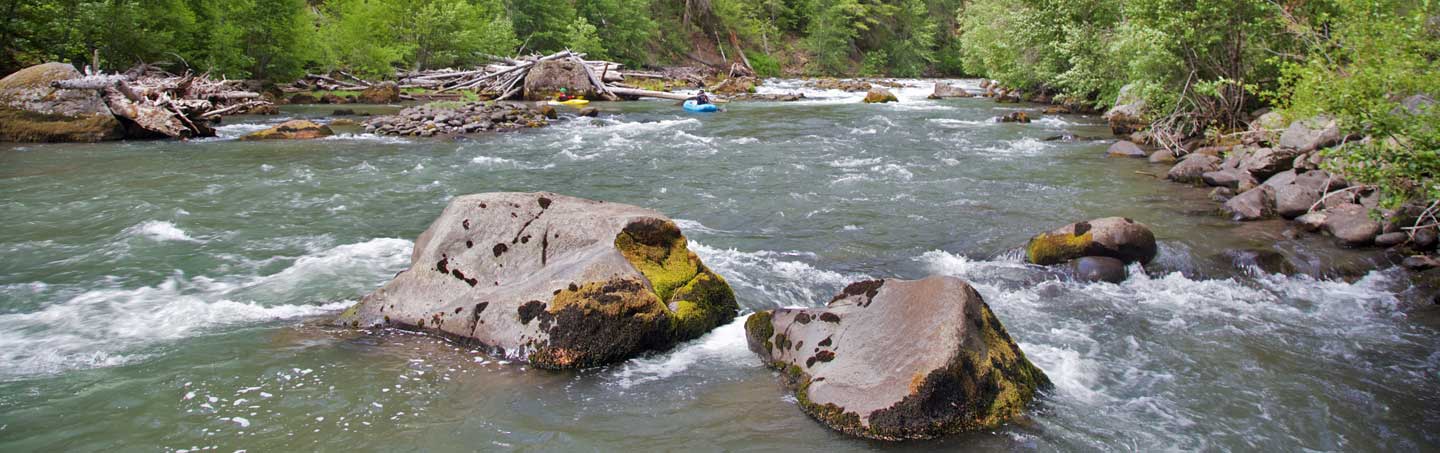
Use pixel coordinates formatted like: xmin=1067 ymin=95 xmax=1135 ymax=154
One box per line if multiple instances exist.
xmin=694 ymin=90 xmax=712 ymax=105
xmin=556 ymin=88 xmax=573 ymax=102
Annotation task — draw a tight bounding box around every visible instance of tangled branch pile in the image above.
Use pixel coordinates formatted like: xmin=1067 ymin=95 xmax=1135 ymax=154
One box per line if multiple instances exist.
xmin=53 ymin=66 xmax=270 ymax=138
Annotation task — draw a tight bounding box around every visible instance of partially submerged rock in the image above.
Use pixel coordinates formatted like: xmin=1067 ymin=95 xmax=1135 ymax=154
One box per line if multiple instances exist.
xmin=863 ymin=88 xmax=898 ymax=104
xmin=1068 ymin=256 xmax=1128 ymax=283
xmin=240 ymin=119 xmax=333 ymax=140
xmin=744 ymin=276 xmax=1050 ymax=440
xmin=1107 ymin=140 xmax=1147 ymax=158
xmin=0 ymin=62 xmax=124 ymax=142
xmin=1323 ymin=203 xmax=1381 ymax=247
xmin=1025 ymin=217 xmax=1158 ymax=265
xmin=1223 ymin=185 xmax=1275 ymax=221
xmin=928 ymin=82 xmax=973 ymax=99
xmin=339 ymin=192 xmax=739 ymax=369
xmin=364 ymin=102 xmax=552 ymax=136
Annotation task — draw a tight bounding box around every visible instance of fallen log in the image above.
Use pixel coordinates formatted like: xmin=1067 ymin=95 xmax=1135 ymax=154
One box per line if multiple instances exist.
xmin=606 ymin=86 xmax=691 ymax=101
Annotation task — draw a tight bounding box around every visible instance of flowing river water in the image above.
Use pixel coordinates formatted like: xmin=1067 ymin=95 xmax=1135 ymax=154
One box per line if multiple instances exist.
xmin=1 ymin=80 xmax=1438 ymax=451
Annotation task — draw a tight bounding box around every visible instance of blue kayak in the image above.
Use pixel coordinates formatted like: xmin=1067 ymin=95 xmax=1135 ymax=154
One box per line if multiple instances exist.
xmin=683 ymin=100 xmax=719 ymax=113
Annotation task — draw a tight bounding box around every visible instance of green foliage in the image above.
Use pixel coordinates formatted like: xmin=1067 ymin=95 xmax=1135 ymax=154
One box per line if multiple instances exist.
xmin=317 ymin=0 xmax=516 ymax=77
xmin=1280 ymin=0 xmax=1440 ymax=207
xmin=563 ymin=16 xmax=605 ymax=57
xmin=508 ymin=0 xmax=576 ymax=54
xmin=746 ymin=51 xmax=780 ymax=77
xmin=577 ymin=0 xmax=658 ymax=66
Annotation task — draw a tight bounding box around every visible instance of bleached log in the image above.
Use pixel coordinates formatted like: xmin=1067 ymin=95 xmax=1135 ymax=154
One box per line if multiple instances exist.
xmin=50 ymin=75 xmax=132 ymax=90
xmin=606 ymin=86 xmax=690 ymax=101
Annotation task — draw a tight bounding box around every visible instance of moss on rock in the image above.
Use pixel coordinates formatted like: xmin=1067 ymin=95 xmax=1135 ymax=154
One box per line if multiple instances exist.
xmin=614 ymin=218 xmax=738 ymax=342
xmin=1025 ymin=229 xmax=1095 ymax=265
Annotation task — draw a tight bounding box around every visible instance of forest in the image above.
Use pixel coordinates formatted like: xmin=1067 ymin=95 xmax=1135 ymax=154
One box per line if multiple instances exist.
xmin=2 ymin=0 xmax=1437 ymax=202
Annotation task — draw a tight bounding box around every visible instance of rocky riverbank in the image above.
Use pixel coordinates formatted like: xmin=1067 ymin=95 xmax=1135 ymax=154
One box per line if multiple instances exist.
xmin=362 ymin=101 xmax=570 ymax=137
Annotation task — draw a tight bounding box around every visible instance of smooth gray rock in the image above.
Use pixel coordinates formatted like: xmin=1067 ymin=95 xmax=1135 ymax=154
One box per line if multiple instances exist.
xmin=1279 ymin=116 xmax=1342 ymax=152
xmin=1275 ymin=184 xmax=1323 ymax=219
xmin=744 ymin=276 xmax=1051 ymax=440
xmin=1149 ymin=150 xmax=1179 ymax=163
xmin=1107 ymin=140 xmax=1147 ymax=158
xmin=1296 ymin=212 xmax=1328 ymax=232
xmin=0 ymin=62 xmax=124 ymax=142
xmin=1223 ymin=185 xmax=1275 ymax=221
xmin=1415 ymin=228 xmax=1438 ymax=251
xmin=1375 ymin=232 xmax=1408 ymax=247
xmin=1403 ymin=255 xmax=1440 ymax=271
xmin=1167 ymin=154 xmax=1222 ymax=184
xmin=1069 ymin=256 xmax=1128 ymax=283
xmin=1262 ymin=170 xmax=1298 ymax=188
xmin=338 ymin=192 xmax=739 ymax=369
xmin=1203 ymin=169 xmax=1257 ymax=190
xmin=1238 ymin=147 xmax=1303 ymax=179
xmin=1323 ymin=203 xmax=1382 ymax=246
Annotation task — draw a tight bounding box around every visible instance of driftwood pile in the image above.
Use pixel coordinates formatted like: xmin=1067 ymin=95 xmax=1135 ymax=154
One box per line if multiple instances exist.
xmin=292 ymin=51 xmax=710 ymax=102
xmin=52 ymin=66 xmax=269 ymax=138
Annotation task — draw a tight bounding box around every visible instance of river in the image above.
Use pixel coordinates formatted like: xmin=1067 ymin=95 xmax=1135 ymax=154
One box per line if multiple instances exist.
xmin=1 ymin=80 xmax=1437 ymax=451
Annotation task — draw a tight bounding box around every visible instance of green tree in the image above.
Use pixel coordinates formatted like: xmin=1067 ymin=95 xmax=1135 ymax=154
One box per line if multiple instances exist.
xmin=508 ymin=0 xmax=576 ymax=54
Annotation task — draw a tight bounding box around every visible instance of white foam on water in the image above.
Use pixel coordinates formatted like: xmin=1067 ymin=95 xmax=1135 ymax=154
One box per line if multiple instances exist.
xmin=609 ymin=316 xmax=755 ymax=388
xmin=0 ymin=237 xmax=412 ymax=379
xmin=829 ymin=157 xmax=883 ymax=168
xmin=319 ymin=133 xmax=412 ymax=144
xmin=928 ymin=118 xmax=993 ymax=127
xmin=672 ymin=219 xmax=729 ymax=236
xmin=981 ymin=137 xmax=1051 ymax=156
xmin=689 ymin=241 xmax=864 ymax=309
xmin=914 ymin=249 xmax=1432 ymax=447
xmin=124 ymin=220 xmax=201 ymax=243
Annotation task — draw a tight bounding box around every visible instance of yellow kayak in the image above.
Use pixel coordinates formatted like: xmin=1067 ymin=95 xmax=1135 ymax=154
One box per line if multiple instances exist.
xmin=549 ymin=99 xmax=590 ymax=107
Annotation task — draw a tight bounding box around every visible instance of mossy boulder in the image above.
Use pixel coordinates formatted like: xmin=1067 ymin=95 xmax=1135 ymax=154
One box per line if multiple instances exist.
xmin=240 ymin=120 xmax=333 ymax=140
xmin=1025 ymin=217 xmax=1158 ymax=266
xmin=929 ymin=82 xmax=973 ymax=99
xmin=338 ymin=192 xmax=738 ymax=369
xmin=0 ymin=62 xmax=123 ymax=142
xmin=744 ymin=276 xmax=1051 ymax=441
xmin=1103 ymin=82 xmax=1147 ymax=135
xmin=863 ymin=88 xmax=898 ymax=104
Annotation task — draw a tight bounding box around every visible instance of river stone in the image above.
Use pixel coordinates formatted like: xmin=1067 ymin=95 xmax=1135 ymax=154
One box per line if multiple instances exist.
xmin=1279 ymin=116 xmax=1342 ymax=152
xmin=1107 ymin=140 xmax=1147 ymax=158
xmin=1323 ymin=203 xmax=1381 ymax=247
xmin=1415 ymin=228 xmax=1438 ymax=251
xmin=1375 ymin=232 xmax=1408 ymax=247
xmin=863 ymin=88 xmax=898 ymax=103
xmin=743 ymin=276 xmax=1050 ymax=440
xmin=1223 ymin=185 xmax=1275 ymax=221
xmin=240 ymin=120 xmax=333 ymax=140
xmin=578 ymin=107 xmax=599 ymax=117
xmin=1238 ymin=147 xmax=1302 ymax=179
xmin=1296 ymin=212 xmax=1327 ymax=231
xmin=1068 ymin=256 xmax=1128 ymax=283
xmin=1149 ymin=150 xmax=1178 ymax=164
xmin=1274 ymin=183 xmax=1322 ymax=219
xmin=1167 ymin=154 xmax=1221 ymax=184
xmin=1262 ymin=169 xmax=1298 ymax=188
xmin=1202 ymin=169 xmax=1255 ymax=190
xmin=1104 ymin=83 xmax=1146 ymax=135
xmin=1025 ymin=217 xmax=1157 ymax=265
xmin=0 ymin=62 xmax=124 ymax=142
xmin=1245 ymin=111 xmax=1287 ymax=145
xmin=338 ymin=192 xmax=739 ymax=369
xmin=929 ymin=82 xmax=973 ymax=99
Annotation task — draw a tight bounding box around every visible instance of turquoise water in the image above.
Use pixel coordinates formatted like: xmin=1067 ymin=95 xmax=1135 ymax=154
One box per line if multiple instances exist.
xmin=1 ymin=80 xmax=1436 ymax=451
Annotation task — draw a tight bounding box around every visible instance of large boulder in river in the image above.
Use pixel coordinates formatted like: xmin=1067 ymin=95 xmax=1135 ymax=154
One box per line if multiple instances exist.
xmin=1222 ymin=184 xmax=1275 ymax=221
xmin=358 ymin=81 xmax=401 ymax=104
xmin=744 ymin=276 xmax=1050 ymax=440
xmin=1025 ymin=217 xmax=1158 ymax=265
xmin=863 ymin=88 xmax=898 ymax=103
xmin=339 ymin=192 xmax=739 ymax=369
xmin=0 ymin=62 xmax=124 ymax=142
xmin=1103 ymin=83 xmax=1147 ymax=135
xmin=240 ymin=120 xmax=333 ymax=140
xmin=523 ymin=59 xmax=600 ymax=101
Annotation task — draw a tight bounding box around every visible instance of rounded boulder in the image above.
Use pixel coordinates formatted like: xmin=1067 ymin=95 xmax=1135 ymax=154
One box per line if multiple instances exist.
xmin=744 ymin=276 xmax=1050 ymax=440
xmin=1025 ymin=217 xmax=1158 ymax=266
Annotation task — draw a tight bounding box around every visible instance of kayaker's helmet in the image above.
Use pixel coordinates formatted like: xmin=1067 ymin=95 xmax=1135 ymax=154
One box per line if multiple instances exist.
xmin=559 ymin=88 xmax=568 ymax=93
